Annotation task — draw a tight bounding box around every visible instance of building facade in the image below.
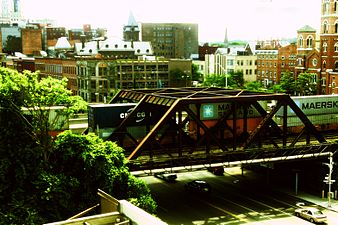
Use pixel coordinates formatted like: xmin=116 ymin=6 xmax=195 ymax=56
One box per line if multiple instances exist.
xmin=123 ymin=12 xmax=140 ymax=42
xmin=21 ymin=26 xmax=42 ymax=56
xmin=141 ymin=23 xmax=198 ymax=59
xmin=205 ymin=44 xmax=257 ymax=85
xmin=35 ymin=56 xmax=192 ymax=103
xmin=320 ymin=0 xmax=338 ymax=94
xmin=0 ymin=0 xmax=23 ymax=25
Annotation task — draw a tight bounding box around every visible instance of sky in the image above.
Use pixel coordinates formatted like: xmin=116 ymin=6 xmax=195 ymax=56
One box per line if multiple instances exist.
xmin=21 ymin=0 xmax=322 ymax=43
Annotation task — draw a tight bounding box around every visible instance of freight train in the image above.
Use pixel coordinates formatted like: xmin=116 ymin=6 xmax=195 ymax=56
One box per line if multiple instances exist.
xmin=274 ymin=95 xmax=338 ymax=133
xmin=87 ymin=95 xmax=338 ymax=143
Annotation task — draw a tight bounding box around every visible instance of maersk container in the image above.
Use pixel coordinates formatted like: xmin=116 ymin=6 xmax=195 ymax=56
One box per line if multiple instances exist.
xmin=274 ymin=113 xmax=338 ymax=127
xmin=189 ymin=101 xmax=267 ymax=120
xmin=276 ymin=95 xmax=338 ymax=117
xmin=88 ymin=103 xmax=137 ymax=131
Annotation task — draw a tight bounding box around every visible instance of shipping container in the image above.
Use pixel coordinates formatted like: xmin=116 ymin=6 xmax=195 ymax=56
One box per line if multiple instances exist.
xmin=188 ymin=118 xmax=263 ymax=140
xmin=274 ymin=113 xmax=338 ymax=133
xmin=189 ymin=101 xmax=267 ymax=120
xmin=276 ymin=95 xmax=338 ymax=117
xmin=88 ymin=103 xmax=137 ymax=131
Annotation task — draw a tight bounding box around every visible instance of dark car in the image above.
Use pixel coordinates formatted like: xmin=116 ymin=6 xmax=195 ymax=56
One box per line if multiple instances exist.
xmin=207 ymin=166 xmax=224 ymax=175
xmin=185 ymin=180 xmax=211 ymax=193
xmin=154 ymin=172 xmax=177 ymax=182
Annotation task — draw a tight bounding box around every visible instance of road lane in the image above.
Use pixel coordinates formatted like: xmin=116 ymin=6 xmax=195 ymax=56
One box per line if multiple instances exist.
xmin=141 ymin=168 xmax=338 ymax=224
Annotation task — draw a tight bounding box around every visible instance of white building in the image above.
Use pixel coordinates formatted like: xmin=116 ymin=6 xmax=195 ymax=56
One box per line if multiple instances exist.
xmin=0 ymin=0 xmax=24 ymax=25
xmin=204 ymin=43 xmax=257 ymax=83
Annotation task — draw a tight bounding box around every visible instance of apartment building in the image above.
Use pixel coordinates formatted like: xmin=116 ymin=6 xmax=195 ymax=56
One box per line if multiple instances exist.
xmin=204 ymin=43 xmax=257 ymax=84
xmin=141 ymin=23 xmax=198 ymax=59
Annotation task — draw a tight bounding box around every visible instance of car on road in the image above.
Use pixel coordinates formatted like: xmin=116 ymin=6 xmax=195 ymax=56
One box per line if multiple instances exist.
xmin=207 ymin=166 xmax=224 ymax=175
xmin=295 ymin=205 xmax=327 ymax=224
xmin=184 ymin=180 xmax=211 ymax=193
xmin=154 ymin=172 xmax=177 ymax=182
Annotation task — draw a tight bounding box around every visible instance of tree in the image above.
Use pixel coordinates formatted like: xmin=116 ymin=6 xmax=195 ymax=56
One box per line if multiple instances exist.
xmin=280 ymin=71 xmax=296 ymax=95
xmin=8 ymin=70 xmax=88 ymax=161
xmin=295 ymin=72 xmax=317 ymax=96
xmin=228 ymin=71 xmax=244 ymax=88
xmin=3 ymin=35 xmax=22 ymax=54
xmin=244 ymin=81 xmax=263 ymax=91
xmin=0 ymin=67 xmax=157 ymax=224
xmin=169 ymin=68 xmax=190 ymax=87
xmin=202 ymin=74 xmax=227 ymax=87
xmin=268 ymin=84 xmax=285 ymax=93
xmin=191 ymin=63 xmax=203 ymax=83
xmin=36 ymin=131 xmax=157 ymax=222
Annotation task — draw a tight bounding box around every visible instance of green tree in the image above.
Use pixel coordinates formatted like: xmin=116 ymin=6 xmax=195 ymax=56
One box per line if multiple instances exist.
xmin=0 ymin=67 xmax=157 ymax=224
xmin=268 ymin=84 xmax=285 ymax=93
xmin=11 ymin=70 xmax=87 ymax=161
xmin=191 ymin=63 xmax=203 ymax=82
xmin=228 ymin=71 xmax=244 ymax=88
xmin=36 ymin=131 xmax=157 ymax=221
xmin=202 ymin=74 xmax=228 ymax=87
xmin=295 ymin=72 xmax=317 ymax=96
xmin=244 ymin=81 xmax=263 ymax=91
xmin=280 ymin=71 xmax=296 ymax=95
xmin=4 ymin=35 xmax=22 ymax=54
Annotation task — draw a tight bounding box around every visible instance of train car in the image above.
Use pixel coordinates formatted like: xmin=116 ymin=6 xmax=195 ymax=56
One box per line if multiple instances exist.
xmin=88 ymin=103 xmax=137 ymax=138
xmin=274 ymin=95 xmax=338 ymax=133
xmin=188 ymin=101 xmax=267 ymax=140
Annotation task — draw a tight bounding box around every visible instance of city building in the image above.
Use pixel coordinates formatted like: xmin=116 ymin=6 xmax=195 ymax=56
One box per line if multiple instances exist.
xmin=46 ymin=26 xmax=67 ymax=49
xmin=0 ymin=0 xmax=24 ymax=25
xmin=21 ymin=25 xmax=42 ymax=56
xmin=204 ymin=43 xmax=257 ymax=85
xmin=123 ymin=12 xmax=140 ymax=42
xmin=198 ymin=43 xmax=218 ymax=61
xmin=141 ymin=22 xmax=198 ymax=59
xmin=294 ymin=25 xmax=320 ymax=91
xmin=320 ymin=0 xmax=338 ymax=94
xmin=255 ymin=39 xmax=298 ymax=88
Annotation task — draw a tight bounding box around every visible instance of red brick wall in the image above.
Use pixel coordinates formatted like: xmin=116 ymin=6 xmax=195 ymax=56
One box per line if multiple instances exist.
xmin=21 ymin=28 xmax=42 ymax=56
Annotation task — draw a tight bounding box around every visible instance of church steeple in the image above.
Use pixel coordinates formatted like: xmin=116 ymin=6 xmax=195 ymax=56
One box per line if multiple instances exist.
xmin=123 ymin=11 xmax=140 ymax=43
xmin=224 ymin=28 xmax=229 ymax=48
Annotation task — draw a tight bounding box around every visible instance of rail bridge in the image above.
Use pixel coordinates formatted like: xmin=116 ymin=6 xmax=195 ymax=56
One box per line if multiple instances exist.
xmin=106 ymin=87 xmax=338 ymax=172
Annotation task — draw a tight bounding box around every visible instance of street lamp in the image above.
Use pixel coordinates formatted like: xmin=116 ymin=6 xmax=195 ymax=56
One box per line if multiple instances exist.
xmin=323 ymin=152 xmax=335 ymax=208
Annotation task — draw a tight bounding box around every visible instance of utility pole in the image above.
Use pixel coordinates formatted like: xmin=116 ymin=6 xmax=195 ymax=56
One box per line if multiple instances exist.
xmin=323 ymin=152 xmax=335 ymax=207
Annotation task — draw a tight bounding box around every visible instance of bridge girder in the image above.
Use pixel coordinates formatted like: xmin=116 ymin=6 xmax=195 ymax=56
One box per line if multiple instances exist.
xmin=107 ymin=87 xmax=328 ymax=170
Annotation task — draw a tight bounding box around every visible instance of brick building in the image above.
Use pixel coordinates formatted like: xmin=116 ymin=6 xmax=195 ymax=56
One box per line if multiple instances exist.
xmin=21 ymin=26 xmax=42 ymax=56
xmin=256 ymin=40 xmax=297 ymax=87
xmin=320 ymin=0 xmax=338 ymax=94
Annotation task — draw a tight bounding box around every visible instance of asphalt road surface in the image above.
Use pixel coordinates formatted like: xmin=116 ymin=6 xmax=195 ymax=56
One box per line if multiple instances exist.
xmin=140 ymin=167 xmax=338 ymax=225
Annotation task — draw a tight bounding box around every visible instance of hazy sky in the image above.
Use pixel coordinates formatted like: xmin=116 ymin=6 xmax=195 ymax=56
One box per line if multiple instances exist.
xmin=21 ymin=0 xmax=321 ymax=42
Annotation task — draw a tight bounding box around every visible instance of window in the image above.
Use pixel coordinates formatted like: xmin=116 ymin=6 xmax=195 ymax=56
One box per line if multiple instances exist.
xmin=335 ymin=61 xmax=338 ymax=70
xmin=98 ymin=63 xmax=108 ymax=76
xmin=324 ymin=0 xmax=329 ymax=14
xmin=323 ymin=60 xmax=327 ymax=69
xmin=299 ymin=36 xmax=303 ymax=47
xmin=306 ymin=36 xmax=313 ymax=48
xmin=323 ymin=21 xmax=329 ymax=34
xmin=312 ymin=58 xmax=318 ymax=66
xmin=323 ymin=42 xmax=328 ymax=52
xmin=335 ymin=43 xmax=338 ymax=52
xmin=336 ymin=21 xmax=338 ymax=33
xmin=335 ymin=0 xmax=338 ymax=13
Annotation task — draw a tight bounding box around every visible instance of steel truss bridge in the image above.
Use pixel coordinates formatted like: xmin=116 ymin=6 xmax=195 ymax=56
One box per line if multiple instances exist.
xmin=107 ymin=87 xmax=338 ymax=172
